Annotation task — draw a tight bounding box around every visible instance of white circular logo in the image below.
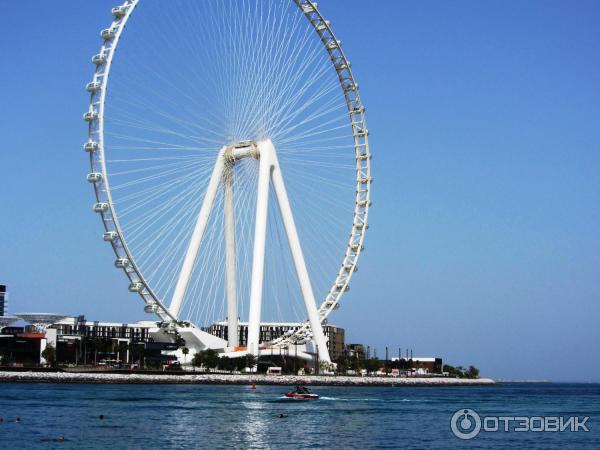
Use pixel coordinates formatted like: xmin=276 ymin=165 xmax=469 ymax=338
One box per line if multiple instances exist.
xmin=451 ymin=408 xmax=481 ymax=440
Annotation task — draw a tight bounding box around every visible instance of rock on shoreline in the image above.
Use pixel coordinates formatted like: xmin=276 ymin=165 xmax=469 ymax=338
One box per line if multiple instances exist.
xmin=0 ymin=371 xmax=494 ymax=386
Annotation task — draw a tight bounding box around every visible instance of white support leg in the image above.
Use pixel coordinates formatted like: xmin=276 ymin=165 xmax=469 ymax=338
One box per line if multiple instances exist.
xmin=223 ymin=162 xmax=238 ymax=348
xmin=169 ymin=146 xmax=227 ymax=319
xmin=169 ymin=140 xmax=330 ymax=365
xmin=265 ymin=140 xmax=331 ymax=364
xmin=247 ymin=145 xmax=272 ymax=356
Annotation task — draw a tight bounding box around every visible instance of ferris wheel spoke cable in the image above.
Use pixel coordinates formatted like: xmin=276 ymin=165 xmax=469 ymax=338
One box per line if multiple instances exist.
xmin=105 ymin=131 xmax=216 ymax=152
xmin=127 ymin=183 xmax=205 ymax=256
xmin=123 ymin=179 xmax=205 ymax=241
xmin=114 ymin=166 xmax=206 ymax=213
xmin=109 ymin=162 xmax=207 ymax=191
xmin=115 ymin=163 xmax=213 ymax=211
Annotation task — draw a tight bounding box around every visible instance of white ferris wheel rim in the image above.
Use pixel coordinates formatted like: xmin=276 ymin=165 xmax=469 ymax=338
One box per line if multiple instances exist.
xmin=85 ymin=0 xmax=371 ymax=345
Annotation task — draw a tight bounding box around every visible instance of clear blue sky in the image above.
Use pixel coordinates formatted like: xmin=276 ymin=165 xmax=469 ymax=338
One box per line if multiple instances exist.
xmin=1 ymin=1 xmax=599 ymax=382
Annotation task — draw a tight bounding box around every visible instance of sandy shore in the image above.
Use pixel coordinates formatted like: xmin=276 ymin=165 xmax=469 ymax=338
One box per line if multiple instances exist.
xmin=0 ymin=371 xmax=494 ymax=386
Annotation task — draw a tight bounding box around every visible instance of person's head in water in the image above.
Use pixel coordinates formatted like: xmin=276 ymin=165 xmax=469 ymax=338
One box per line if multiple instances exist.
xmin=99 ymin=415 xmax=104 ymax=420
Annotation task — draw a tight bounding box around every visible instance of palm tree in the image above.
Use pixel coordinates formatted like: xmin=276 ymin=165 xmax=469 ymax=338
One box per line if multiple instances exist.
xmin=182 ymin=347 xmax=189 ymax=364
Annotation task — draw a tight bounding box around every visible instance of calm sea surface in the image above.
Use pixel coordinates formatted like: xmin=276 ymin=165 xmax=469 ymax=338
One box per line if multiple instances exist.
xmin=0 ymin=382 xmax=598 ymax=449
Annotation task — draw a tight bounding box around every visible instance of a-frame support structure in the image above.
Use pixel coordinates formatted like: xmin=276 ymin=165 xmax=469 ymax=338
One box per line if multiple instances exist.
xmin=169 ymin=139 xmax=331 ymax=363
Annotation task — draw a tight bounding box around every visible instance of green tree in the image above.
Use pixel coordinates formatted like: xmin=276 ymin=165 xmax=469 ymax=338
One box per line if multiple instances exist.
xmin=335 ymin=355 xmax=349 ymax=373
xmin=192 ymin=351 xmax=204 ymax=369
xmin=41 ymin=344 xmax=56 ymax=367
xmin=349 ymin=357 xmax=364 ymax=372
xmin=218 ymin=355 xmax=231 ymax=372
xmin=365 ymin=358 xmax=380 ymax=374
xmin=244 ymin=354 xmax=257 ymax=371
xmin=182 ymin=347 xmax=189 ymax=364
xmin=192 ymin=349 xmax=219 ymax=371
xmin=466 ymin=365 xmax=480 ymax=379
xmin=204 ymin=349 xmax=220 ymax=370
xmin=320 ymin=360 xmax=332 ymax=374
xmin=444 ymin=363 xmax=480 ymax=378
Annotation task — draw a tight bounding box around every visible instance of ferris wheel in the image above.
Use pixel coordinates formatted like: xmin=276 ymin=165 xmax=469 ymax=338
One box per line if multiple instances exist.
xmin=84 ymin=0 xmax=371 ymax=363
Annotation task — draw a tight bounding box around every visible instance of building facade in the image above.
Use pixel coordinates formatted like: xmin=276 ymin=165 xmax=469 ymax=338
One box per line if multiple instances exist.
xmin=0 ymin=285 xmax=6 ymax=316
xmin=390 ymin=357 xmax=443 ymax=374
xmin=346 ymin=343 xmax=366 ymax=360
xmin=0 ymin=329 xmax=45 ymax=366
xmin=51 ymin=316 xmax=152 ymax=342
xmin=206 ymin=321 xmax=346 ymax=360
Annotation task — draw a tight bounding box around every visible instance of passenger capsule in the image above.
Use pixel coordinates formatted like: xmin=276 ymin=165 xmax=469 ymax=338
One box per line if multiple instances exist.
xmin=301 ymin=3 xmax=316 ymax=13
xmin=85 ymin=81 xmax=101 ymax=93
xmin=335 ymin=283 xmax=350 ymax=292
xmin=114 ymin=258 xmax=129 ymax=268
xmin=87 ymin=172 xmax=103 ymax=183
xmin=355 ymin=127 xmax=368 ymax=137
xmin=112 ymin=6 xmax=129 ymax=18
xmin=83 ymin=110 xmax=98 ymax=122
xmin=316 ymin=20 xmax=330 ymax=31
xmin=129 ymin=282 xmax=144 ymax=292
xmin=100 ymin=28 xmax=117 ymax=40
xmin=84 ymin=141 xmax=99 ymax=152
xmin=335 ymin=60 xmax=349 ymax=71
xmin=92 ymin=53 xmax=107 ymax=65
xmin=93 ymin=202 xmax=109 ymax=213
xmin=343 ymin=82 xmax=358 ymax=93
xmin=343 ymin=264 xmax=357 ymax=273
xmin=350 ymin=243 xmax=364 ymax=252
xmin=103 ymin=231 xmax=119 ymax=241
xmin=326 ymin=39 xmax=341 ymax=50
xmin=144 ymin=303 xmax=159 ymax=313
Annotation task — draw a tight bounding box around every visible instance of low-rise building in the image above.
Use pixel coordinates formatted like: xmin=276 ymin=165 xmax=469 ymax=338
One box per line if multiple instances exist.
xmin=52 ymin=316 xmax=153 ymax=343
xmin=391 ymin=357 xmax=443 ymax=374
xmin=0 ymin=329 xmax=45 ymax=366
xmin=206 ymin=321 xmax=346 ymax=360
xmin=0 ymin=285 xmax=6 ymax=317
xmin=346 ymin=343 xmax=366 ymax=360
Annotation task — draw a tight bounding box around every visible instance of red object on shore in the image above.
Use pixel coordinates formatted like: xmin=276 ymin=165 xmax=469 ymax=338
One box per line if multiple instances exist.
xmin=285 ymin=391 xmax=319 ymax=400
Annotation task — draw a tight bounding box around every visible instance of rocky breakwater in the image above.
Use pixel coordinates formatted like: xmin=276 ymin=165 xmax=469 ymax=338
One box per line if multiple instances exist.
xmin=0 ymin=371 xmax=495 ymax=386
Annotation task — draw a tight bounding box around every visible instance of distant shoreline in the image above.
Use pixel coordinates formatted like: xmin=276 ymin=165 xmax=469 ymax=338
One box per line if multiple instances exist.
xmin=0 ymin=371 xmax=495 ymax=386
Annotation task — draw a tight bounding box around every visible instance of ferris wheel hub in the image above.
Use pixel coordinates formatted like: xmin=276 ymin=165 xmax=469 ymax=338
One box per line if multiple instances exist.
xmin=225 ymin=140 xmax=260 ymax=162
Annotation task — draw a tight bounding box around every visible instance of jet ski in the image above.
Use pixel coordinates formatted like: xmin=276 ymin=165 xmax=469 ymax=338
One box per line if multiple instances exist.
xmin=285 ymin=386 xmax=319 ymax=400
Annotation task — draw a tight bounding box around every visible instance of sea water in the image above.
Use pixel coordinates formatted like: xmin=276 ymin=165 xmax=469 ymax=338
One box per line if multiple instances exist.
xmin=0 ymin=382 xmax=598 ymax=449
